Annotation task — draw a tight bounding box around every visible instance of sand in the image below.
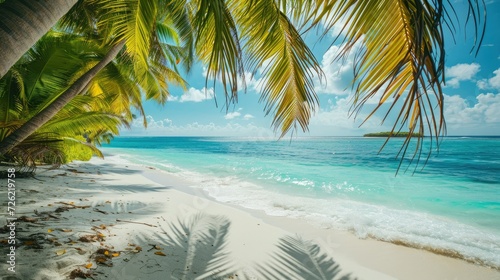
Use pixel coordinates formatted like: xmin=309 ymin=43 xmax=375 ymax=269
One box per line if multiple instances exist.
xmin=1 ymin=155 xmax=499 ymax=280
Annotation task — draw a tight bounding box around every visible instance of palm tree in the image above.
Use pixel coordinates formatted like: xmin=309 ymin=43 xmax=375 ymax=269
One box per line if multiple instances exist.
xmin=0 ymin=0 xmax=78 ymax=78
xmin=0 ymin=0 xmax=189 ymax=156
xmin=0 ymin=0 xmax=486 ymax=166
xmin=0 ymin=30 xmax=186 ymax=167
xmin=0 ymin=32 xmax=135 ymax=166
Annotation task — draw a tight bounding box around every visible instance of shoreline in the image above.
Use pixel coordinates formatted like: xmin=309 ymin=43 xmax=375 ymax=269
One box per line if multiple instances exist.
xmin=146 ymin=166 xmax=500 ymax=270
xmin=0 ymin=155 xmax=499 ymax=279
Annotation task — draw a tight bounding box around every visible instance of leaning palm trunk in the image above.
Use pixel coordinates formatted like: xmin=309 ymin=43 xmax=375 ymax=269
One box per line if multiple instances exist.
xmin=0 ymin=0 xmax=77 ymax=78
xmin=0 ymin=41 xmax=125 ymax=156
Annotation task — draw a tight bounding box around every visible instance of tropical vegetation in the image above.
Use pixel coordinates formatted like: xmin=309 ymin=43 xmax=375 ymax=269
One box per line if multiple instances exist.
xmin=364 ymin=132 xmax=423 ymax=138
xmin=0 ymin=0 xmax=486 ymax=170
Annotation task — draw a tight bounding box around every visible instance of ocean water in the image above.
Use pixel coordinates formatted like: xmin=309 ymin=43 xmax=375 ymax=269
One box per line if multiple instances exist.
xmin=102 ymin=136 xmax=500 ymax=267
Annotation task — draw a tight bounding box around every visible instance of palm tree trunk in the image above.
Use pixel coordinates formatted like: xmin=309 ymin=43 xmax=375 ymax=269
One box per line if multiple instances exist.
xmin=0 ymin=41 xmax=126 ymax=156
xmin=0 ymin=0 xmax=78 ymax=78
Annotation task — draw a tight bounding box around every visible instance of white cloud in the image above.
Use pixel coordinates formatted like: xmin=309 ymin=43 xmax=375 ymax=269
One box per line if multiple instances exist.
xmin=445 ymin=63 xmax=481 ymax=88
xmin=314 ymin=42 xmax=360 ymax=95
xmin=167 ymin=95 xmax=178 ymax=102
xmin=175 ymin=87 xmax=214 ymax=102
xmin=477 ymin=68 xmax=500 ymax=90
xmin=132 ymin=116 xmax=173 ymax=129
xmin=125 ymin=115 xmax=273 ymax=137
xmin=224 ymin=112 xmax=241 ymax=120
xmin=243 ymin=114 xmax=255 ymax=120
xmin=309 ymin=95 xmax=389 ymax=136
xmin=444 ymin=93 xmax=500 ymax=134
xmin=224 ymin=108 xmax=254 ymax=121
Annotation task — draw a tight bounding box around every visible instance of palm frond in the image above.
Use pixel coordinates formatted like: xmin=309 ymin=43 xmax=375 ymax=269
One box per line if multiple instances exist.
xmin=192 ymin=0 xmax=244 ymax=108
xmin=4 ymin=132 xmax=65 ymax=171
xmin=20 ymin=32 xmax=105 ymax=115
xmin=300 ymin=0 xmax=485 ymax=171
xmin=61 ymin=136 xmax=104 ymax=158
xmin=57 ymin=0 xmax=101 ymax=35
xmin=235 ymin=0 xmax=323 ymax=136
xmin=21 ymin=33 xmax=79 ymax=101
xmin=97 ymin=0 xmax=158 ymax=79
xmin=41 ymin=111 xmax=127 ymax=137
xmin=0 ymin=69 xmax=25 ymax=139
xmin=86 ymin=59 xmax=145 ymax=123
xmin=164 ymin=0 xmax=196 ymax=72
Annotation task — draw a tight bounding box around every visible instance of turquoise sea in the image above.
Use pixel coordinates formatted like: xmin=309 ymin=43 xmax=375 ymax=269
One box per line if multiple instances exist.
xmin=102 ymin=136 xmax=500 ymax=268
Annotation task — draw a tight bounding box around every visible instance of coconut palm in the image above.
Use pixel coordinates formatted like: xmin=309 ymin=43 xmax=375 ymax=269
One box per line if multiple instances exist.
xmin=0 ymin=0 xmax=188 ymax=156
xmin=0 ymin=0 xmax=79 ymax=78
xmin=0 ymin=0 xmax=486 ymax=167
xmin=0 ymin=32 xmax=136 ymax=166
xmin=0 ymin=30 xmax=186 ymax=167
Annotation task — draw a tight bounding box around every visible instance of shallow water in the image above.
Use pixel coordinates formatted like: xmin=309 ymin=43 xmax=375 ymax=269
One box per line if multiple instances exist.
xmin=103 ymin=136 xmax=500 ymax=267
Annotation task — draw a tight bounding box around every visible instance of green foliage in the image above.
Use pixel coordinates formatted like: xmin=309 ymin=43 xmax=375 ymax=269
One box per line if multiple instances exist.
xmin=364 ymin=132 xmax=423 ymax=137
xmin=59 ymin=137 xmax=95 ymax=163
xmin=0 ymin=32 xmax=132 ymax=167
xmin=0 ymin=0 xmax=487 ymax=172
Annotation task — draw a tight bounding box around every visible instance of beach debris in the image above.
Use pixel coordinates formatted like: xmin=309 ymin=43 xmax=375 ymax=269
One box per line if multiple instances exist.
xmin=56 ymin=201 xmax=92 ymax=209
xmin=17 ymin=216 xmax=38 ymax=223
xmin=23 ymin=240 xmax=36 ymax=246
xmin=79 ymin=233 xmax=105 ymax=243
xmin=133 ymin=247 xmax=142 ymax=253
xmin=147 ymin=244 xmax=163 ymax=252
xmin=67 ymin=168 xmax=84 ymax=174
xmin=93 ymin=208 xmax=108 ymax=215
xmin=69 ymin=268 xmax=94 ymax=279
xmin=75 ymin=247 xmax=87 ymax=255
xmin=92 ymin=248 xmax=120 ymax=267
xmin=55 ymin=206 xmax=71 ymax=213
xmin=125 ymin=243 xmax=142 ymax=253
xmin=34 ymin=209 xmax=60 ymax=220
xmin=154 ymin=251 xmax=166 ymax=256
xmin=67 ymin=238 xmax=80 ymax=244
xmin=90 ymin=224 xmax=109 ymax=231
xmin=13 ymin=234 xmax=46 ymax=249
xmin=115 ymin=219 xmax=157 ymax=227
xmin=56 ymin=249 xmax=67 ymax=255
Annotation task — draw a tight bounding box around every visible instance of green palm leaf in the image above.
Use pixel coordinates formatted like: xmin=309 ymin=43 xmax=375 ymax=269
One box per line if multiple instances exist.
xmin=300 ymin=0 xmax=485 ymax=169
xmin=96 ymin=0 xmax=158 ymax=79
xmin=42 ymin=110 xmax=126 ymax=137
xmin=191 ymin=0 xmax=244 ymax=107
xmin=234 ymin=0 xmax=323 ymax=136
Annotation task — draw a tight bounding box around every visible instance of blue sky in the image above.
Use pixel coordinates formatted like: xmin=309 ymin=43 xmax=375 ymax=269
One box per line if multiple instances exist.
xmin=123 ymin=1 xmax=500 ymax=137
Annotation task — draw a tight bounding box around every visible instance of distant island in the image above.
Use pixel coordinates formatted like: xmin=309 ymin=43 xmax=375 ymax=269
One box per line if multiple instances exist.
xmin=363 ymin=132 xmax=422 ymax=137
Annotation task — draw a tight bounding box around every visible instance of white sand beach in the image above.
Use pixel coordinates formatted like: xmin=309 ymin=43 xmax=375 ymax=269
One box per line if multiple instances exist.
xmin=1 ymin=155 xmax=499 ymax=280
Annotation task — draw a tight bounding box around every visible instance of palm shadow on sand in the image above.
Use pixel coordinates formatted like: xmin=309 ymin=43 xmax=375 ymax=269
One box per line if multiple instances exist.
xmin=126 ymin=213 xmax=356 ymax=280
